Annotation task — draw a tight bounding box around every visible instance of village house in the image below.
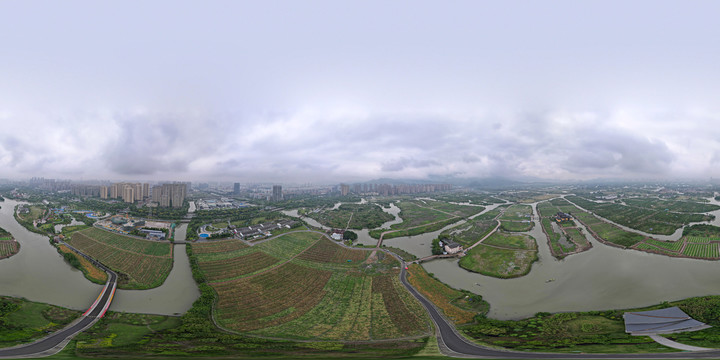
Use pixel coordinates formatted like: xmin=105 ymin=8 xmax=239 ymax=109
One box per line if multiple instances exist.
xmin=444 ymin=239 xmax=463 ymax=254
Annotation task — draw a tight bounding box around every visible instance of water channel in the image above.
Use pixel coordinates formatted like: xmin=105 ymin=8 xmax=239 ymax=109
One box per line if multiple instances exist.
xmin=0 ymin=199 xmax=198 ymax=315
xmin=424 ymin=201 xmax=720 ymax=320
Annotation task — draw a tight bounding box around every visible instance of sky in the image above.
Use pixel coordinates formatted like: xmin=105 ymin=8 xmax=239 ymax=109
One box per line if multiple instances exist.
xmin=1 ymin=1 xmax=720 ymax=184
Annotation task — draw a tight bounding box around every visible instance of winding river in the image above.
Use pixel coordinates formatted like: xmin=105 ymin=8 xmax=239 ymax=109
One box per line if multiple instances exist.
xmin=0 ymin=199 xmax=199 ymax=315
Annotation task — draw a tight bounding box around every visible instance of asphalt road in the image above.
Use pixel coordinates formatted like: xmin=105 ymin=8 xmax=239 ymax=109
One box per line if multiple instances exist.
xmin=398 ymin=266 xmax=720 ymax=359
xmin=0 ymin=251 xmax=117 ymax=358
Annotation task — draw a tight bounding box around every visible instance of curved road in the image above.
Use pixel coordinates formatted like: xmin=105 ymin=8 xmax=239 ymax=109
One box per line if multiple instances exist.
xmin=0 ymin=246 xmax=118 ymax=359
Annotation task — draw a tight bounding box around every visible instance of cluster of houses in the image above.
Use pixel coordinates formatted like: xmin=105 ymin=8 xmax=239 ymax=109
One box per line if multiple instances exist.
xmin=330 ymin=229 xmax=345 ymax=240
xmin=553 ymin=212 xmax=573 ymax=223
xmin=234 ymin=219 xmax=297 ymax=239
xmin=439 ymin=239 xmax=463 ymax=254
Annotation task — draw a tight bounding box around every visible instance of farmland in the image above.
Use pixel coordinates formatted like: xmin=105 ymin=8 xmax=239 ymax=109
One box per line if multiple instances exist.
xmin=193 ymin=232 xmax=431 ymax=340
xmin=548 ymin=198 xmax=646 ymax=248
xmin=440 ymin=218 xmax=498 ymax=248
xmin=67 ymin=227 xmax=173 ymax=289
xmin=537 ymin=201 xmax=592 ymax=258
xmin=306 ymin=203 xmax=394 ymax=230
xmin=0 ymin=226 xmax=18 ymax=260
xmin=406 ymin=264 xmax=488 ymax=324
xmin=499 ymin=204 xmax=533 ymax=221
xmin=566 ymin=195 xmax=713 ymax=235
xmin=368 ymin=200 xmax=482 ymax=239
xmin=459 ymin=231 xmax=538 ymax=278
xmin=500 ymin=220 xmax=534 ymax=232
xmin=632 ymin=236 xmax=720 ymax=259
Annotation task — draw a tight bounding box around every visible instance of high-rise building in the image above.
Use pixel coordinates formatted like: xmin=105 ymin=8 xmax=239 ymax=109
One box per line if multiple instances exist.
xmin=123 ymin=185 xmax=135 ymax=203
xmin=272 ymin=185 xmax=283 ymax=202
xmin=135 ymin=183 xmax=143 ymax=200
xmin=233 ymin=183 xmax=240 ymax=195
xmin=340 ymin=184 xmax=349 ymax=196
xmin=142 ymin=183 xmax=150 ymax=199
xmin=152 ymin=186 xmax=162 ymax=202
xmin=100 ymin=186 xmax=109 ymax=199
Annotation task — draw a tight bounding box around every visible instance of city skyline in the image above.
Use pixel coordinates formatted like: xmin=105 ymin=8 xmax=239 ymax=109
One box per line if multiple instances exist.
xmin=2 ymin=1 xmax=720 ymax=183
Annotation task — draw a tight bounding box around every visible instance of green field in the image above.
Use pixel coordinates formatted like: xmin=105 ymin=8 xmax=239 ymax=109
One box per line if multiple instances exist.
xmin=0 ymin=296 xmax=81 ymax=348
xmin=566 ymin=195 xmax=713 ymax=235
xmin=440 ymin=219 xmax=498 ymax=248
xmin=549 ymin=199 xmax=645 ymax=248
xmin=0 ymin=226 xmax=18 ymax=259
xmin=67 ymin=227 xmax=173 ymax=289
xmin=500 ymin=220 xmax=534 ymax=232
xmin=406 ymin=264 xmax=487 ymax=324
xmin=368 ymin=200 xmax=482 ymax=239
xmin=307 ymin=203 xmax=394 ymax=230
xmin=499 ymin=204 xmax=533 ymax=221
xmin=193 ymin=233 xmax=431 ymax=340
xmin=459 ymin=232 xmax=538 ymax=278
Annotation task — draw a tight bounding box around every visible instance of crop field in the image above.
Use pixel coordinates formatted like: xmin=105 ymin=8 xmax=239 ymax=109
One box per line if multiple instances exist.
xmin=421 ymin=200 xmax=484 ymax=218
xmin=393 ymin=201 xmax=456 ymax=228
xmin=406 ymin=264 xmax=486 ymax=324
xmin=441 ymin=219 xmax=498 ymax=248
xmin=431 ymin=193 xmax=505 ymax=205
xmin=474 ymin=204 xmax=512 ymax=221
xmin=537 ymin=201 xmax=558 ymax=218
xmin=499 ymin=204 xmax=533 ymax=221
xmin=307 ymin=203 xmax=394 ymax=230
xmin=298 ymin=238 xmax=369 ymax=264
xmin=459 ymin=243 xmax=537 ymax=278
xmin=686 ymin=236 xmax=720 ymax=244
xmin=74 ymin=227 xmax=171 ymax=256
xmin=191 ymin=239 xmax=248 ymax=254
xmin=196 ymin=231 xmax=431 ymax=340
xmin=548 ymin=199 xmax=645 ymax=248
xmin=564 ymin=227 xmax=590 ymax=247
xmin=483 ymin=231 xmax=536 ymax=250
xmin=500 ymin=220 xmax=534 ymax=232
xmin=199 ymin=251 xmax=280 ymax=282
xmin=0 ymin=240 xmax=18 ymax=259
xmin=643 ymin=238 xmax=684 ymax=252
xmin=369 ymin=217 xmax=459 ymax=240
xmin=566 ymin=195 xmax=712 ymax=235
xmin=623 ymin=198 xmax=720 ymax=213
xmin=634 ymin=242 xmax=677 ymax=256
xmin=682 ymin=243 xmax=720 ymax=258
xmin=68 ymin=228 xmax=173 ymax=289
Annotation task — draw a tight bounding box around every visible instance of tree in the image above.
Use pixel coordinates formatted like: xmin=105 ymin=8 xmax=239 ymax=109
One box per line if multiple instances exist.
xmin=343 ymin=230 xmax=358 ymax=241
xmin=431 ymin=238 xmax=443 ymax=255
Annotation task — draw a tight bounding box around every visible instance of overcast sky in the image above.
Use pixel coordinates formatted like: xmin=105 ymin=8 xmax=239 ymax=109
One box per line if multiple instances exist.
xmin=1 ymin=1 xmax=720 ymax=184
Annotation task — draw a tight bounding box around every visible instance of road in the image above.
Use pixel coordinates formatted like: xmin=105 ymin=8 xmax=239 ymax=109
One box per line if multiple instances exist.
xmin=0 ymin=246 xmax=118 ymax=359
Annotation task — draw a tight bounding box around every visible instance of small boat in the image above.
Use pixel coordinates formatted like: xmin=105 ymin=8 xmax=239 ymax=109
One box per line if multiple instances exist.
xmin=475 ymin=283 xmax=482 ymax=286
xmin=545 ymin=279 xmax=555 ymax=283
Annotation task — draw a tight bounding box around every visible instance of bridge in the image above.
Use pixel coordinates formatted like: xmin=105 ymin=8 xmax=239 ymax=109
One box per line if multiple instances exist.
xmin=0 ymin=245 xmax=118 ymax=358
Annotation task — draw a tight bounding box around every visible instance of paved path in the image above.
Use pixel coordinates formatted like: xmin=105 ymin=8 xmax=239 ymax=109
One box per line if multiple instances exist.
xmin=649 ymin=335 xmax=713 ymax=352
xmin=0 ymin=246 xmax=118 ymax=358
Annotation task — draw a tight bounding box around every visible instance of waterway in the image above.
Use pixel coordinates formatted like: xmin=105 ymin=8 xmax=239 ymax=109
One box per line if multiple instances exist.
xmin=0 ymin=199 xmax=198 ymax=315
xmin=423 ymin=201 xmax=720 ymax=320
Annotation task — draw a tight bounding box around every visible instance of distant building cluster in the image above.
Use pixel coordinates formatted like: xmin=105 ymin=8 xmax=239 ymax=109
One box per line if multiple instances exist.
xmin=234 ymin=219 xmax=296 ymax=239
xmin=151 ymin=183 xmax=188 ymax=208
xmin=271 ymin=185 xmax=283 ymax=202
xmin=101 ymin=182 xmax=150 ymax=203
xmin=339 ymin=183 xmax=452 ymax=196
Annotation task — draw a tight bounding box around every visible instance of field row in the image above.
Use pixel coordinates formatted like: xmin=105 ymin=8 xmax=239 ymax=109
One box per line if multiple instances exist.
xmin=192 ymin=239 xmax=248 ymax=254
xmin=68 ymin=231 xmax=172 ymax=288
xmin=199 ymin=251 xmax=279 ymax=282
xmin=0 ymin=240 xmax=19 ymax=259
xmin=195 ymin=231 xmax=431 ymax=340
xmin=77 ymin=228 xmax=171 ymax=256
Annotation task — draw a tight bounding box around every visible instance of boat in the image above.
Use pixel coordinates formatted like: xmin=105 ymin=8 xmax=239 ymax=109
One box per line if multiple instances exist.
xmin=545 ymin=278 xmax=555 ymax=283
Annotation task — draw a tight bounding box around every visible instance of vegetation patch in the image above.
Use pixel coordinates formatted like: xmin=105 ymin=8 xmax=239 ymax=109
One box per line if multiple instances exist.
xmin=499 ymin=220 xmax=534 ymax=232
xmin=406 ymin=264 xmax=486 ymax=324
xmin=307 ymin=203 xmax=394 ymax=230
xmin=0 ymin=226 xmax=18 ymax=260
xmin=57 ymin=244 xmax=108 ymax=284
xmin=459 ymin=232 xmax=538 ymax=278
xmin=194 ymin=232 xmax=431 ymax=341
xmin=567 ymin=195 xmax=713 ymax=235
xmin=67 ymin=227 xmax=173 ymax=289
xmin=0 ymin=296 xmax=81 ymax=348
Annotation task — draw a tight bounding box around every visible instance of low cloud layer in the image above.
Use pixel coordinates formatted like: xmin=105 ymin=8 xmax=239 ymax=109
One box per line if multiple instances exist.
xmin=0 ymin=109 xmax=717 ymax=183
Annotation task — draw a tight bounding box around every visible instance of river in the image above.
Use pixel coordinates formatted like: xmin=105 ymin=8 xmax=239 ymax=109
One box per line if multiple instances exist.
xmin=0 ymin=199 xmax=198 ymax=315
xmin=423 ymin=201 xmax=720 ymax=320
